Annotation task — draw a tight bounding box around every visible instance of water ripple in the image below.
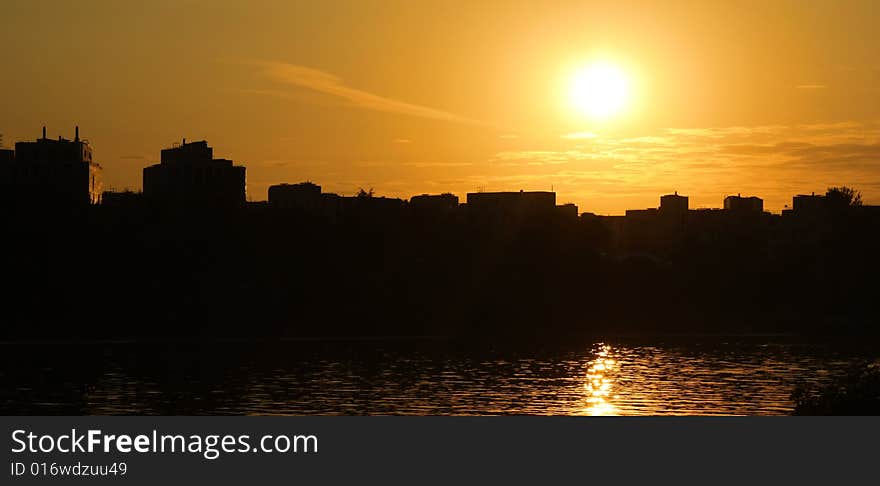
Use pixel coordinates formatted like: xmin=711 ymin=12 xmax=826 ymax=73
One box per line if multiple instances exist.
xmin=0 ymin=338 xmax=869 ymax=415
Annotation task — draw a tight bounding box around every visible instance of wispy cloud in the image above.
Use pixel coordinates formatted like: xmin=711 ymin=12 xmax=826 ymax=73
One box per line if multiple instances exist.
xmin=795 ymin=84 xmax=827 ymax=89
xmin=487 ymin=121 xmax=880 ymax=213
xmin=403 ymin=161 xmax=474 ymax=168
xmin=252 ymin=61 xmax=484 ymax=125
xmin=561 ymin=131 xmax=598 ymax=140
xmin=246 ymin=120 xmax=880 ymax=215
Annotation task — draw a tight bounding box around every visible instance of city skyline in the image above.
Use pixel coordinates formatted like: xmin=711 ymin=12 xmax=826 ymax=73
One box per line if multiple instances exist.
xmin=1 ymin=125 xmax=869 ymax=216
xmin=3 ymin=0 xmax=880 ymax=215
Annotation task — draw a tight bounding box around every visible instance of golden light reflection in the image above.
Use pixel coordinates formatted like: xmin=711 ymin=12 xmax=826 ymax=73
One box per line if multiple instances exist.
xmin=583 ymin=344 xmax=619 ymax=416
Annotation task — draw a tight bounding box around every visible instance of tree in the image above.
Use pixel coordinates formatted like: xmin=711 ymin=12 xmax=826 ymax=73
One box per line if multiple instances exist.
xmin=356 ymin=187 xmax=374 ymax=198
xmin=825 ymin=186 xmax=862 ymax=209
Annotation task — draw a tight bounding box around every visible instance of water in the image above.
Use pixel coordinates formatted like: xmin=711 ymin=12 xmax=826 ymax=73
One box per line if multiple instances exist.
xmin=0 ymin=337 xmax=873 ymax=415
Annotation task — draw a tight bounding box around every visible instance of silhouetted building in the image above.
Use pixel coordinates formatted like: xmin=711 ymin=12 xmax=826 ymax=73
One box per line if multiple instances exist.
xmin=331 ymin=193 xmax=407 ymax=226
xmin=0 ymin=126 xmax=102 ymax=206
xmin=0 ymin=149 xmax=13 ymax=164
xmin=556 ymin=203 xmax=578 ymax=218
xmin=320 ymin=192 xmax=344 ymax=221
xmin=625 ymin=208 xmax=658 ymax=219
xmin=143 ymin=139 xmax=245 ymax=207
xmin=687 ymin=208 xmax=730 ymax=246
xmin=620 ymin=193 xmax=689 ymax=254
xmin=778 ymin=193 xmax=832 ymax=248
xmin=660 ymin=192 xmax=688 ymax=216
xmin=622 ymin=208 xmax=659 ymax=252
xmin=724 ymin=194 xmax=763 ymax=213
xmin=466 ymin=191 xmax=556 ymax=222
xmin=792 ymin=193 xmax=826 ymax=213
xmin=659 ymin=192 xmax=688 ymax=243
xmin=410 ymin=193 xmax=459 ymax=211
xmin=594 ymin=214 xmax=625 ymax=250
xmin=269 ymin=182 xmax=322 ymax=211
xmin=344 ymin=194 xmax=407 ymax=212
xmin=101 ymin=190 xmax=143 ymax=208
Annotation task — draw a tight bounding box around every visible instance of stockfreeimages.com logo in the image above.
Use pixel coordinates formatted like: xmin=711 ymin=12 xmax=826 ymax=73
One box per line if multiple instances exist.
xmin=11 ymin=429 xmax=318 ymax=460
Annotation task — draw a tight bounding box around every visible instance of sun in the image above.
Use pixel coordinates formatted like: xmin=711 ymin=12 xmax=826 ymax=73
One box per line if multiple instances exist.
xmin=568 ymin=61 xmax=632 ymax=121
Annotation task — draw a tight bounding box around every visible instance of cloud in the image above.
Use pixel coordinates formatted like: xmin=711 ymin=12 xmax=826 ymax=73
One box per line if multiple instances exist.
xmin=796 ymin=84 xmax=827 ymax=89
xmin=394 ymin=139 xmax=412 ymax=144
xmin=403 ymin=161 xmax=474 ymax=168
xmin=253 ymin=61 xmax=484 ymax=126
xmin=561 ymin=131 xmax=598 ymax=140
xmin=498 ymin=134 xmax=519 ymax=139
xmin=487 ymin=121 xmax=880 ymax=213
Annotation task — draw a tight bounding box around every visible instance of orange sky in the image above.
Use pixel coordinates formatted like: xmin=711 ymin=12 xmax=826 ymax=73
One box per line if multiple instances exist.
xmin=2 ymin=0 xmax=879 ymax=214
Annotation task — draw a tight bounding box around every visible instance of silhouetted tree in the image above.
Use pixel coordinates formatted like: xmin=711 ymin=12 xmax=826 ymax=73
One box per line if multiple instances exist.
xmin=825 ymin=186 xmax=862 ymax=209
xmin=356 ymin=187 xmax=374 ymax=198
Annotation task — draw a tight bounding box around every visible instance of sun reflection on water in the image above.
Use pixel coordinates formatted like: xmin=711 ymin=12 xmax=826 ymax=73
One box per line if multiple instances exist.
xmin=584 ymin=344 xmax=619 ymax=416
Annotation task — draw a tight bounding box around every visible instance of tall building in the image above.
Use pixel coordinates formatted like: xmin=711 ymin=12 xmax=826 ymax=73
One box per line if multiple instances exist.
xmin=792 ymin=193 xmax=826 ymax=213
xmin=143 ymin=139 xmax=245 ymax=207
xmin=621 ymin=193 xmax=689 ymax=253
xmin=659 ymin=192 xmax=688 ymax=235
xmin=0 ymin=126 xmax=102 ymax=206
xmin=724 ymin=194 xmax=763 ymax=213
xmin=659 ymin=192 xmax=688 ymax=215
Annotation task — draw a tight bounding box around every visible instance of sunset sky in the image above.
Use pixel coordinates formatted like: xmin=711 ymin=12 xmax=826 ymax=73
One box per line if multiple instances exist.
xmin=2 ymin=0 xmax=879 ymax=214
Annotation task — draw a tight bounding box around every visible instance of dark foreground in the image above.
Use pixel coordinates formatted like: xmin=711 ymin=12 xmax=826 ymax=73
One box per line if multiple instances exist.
xmin=1 ymin=202 xmax=878 ymax=339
